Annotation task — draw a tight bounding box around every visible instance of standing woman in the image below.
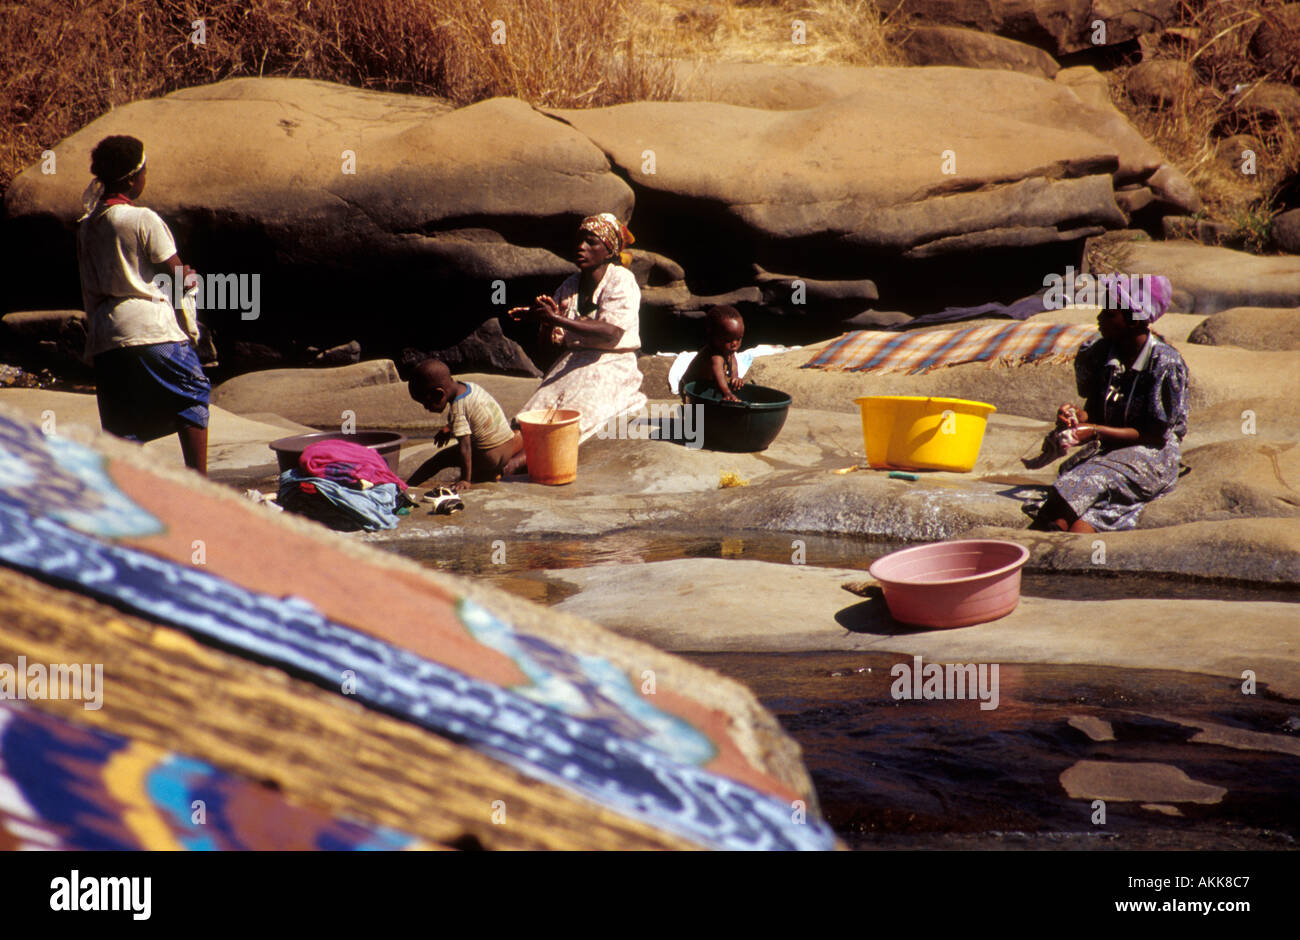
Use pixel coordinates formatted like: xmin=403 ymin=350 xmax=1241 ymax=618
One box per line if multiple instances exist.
xmin=1030 ymin=275 xmax=1188 ymax=532
xmin=76 ymin=135 xmax=209 ymax=474
xmin=509 ymin=213 xmax=648 ymax=447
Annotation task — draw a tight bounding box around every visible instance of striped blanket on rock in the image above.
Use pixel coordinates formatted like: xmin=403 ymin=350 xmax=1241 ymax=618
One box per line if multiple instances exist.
xmin=803 ymin=321 xmax=1099 ymax=375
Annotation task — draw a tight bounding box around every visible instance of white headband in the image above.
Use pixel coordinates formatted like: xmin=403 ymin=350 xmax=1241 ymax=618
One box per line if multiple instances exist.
xmin=79 ymin=151 xmax=147 ymax=221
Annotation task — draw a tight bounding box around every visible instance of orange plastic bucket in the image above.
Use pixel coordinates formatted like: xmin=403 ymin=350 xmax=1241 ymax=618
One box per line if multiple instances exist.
xmin=517 ymin=409 xmax=582 ymax=485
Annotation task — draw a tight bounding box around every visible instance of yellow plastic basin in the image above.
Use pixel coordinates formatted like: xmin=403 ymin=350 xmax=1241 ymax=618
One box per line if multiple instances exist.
xmin=853 ymin=395 xmax=997 ymax=473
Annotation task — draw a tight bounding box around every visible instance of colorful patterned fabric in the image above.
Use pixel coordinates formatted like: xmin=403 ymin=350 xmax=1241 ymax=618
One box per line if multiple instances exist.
xmin=803 ymin=321 xmax=1099 ymax=375
xmin=0 ymin=702 xmax=421 ymax=851
xmin=579 ymin=212 xmax=633 ymax=257
xmin=0 ymin=412 xmax=835 ymax=850
xmin=300 ymin=439 xmax=406 ymax=488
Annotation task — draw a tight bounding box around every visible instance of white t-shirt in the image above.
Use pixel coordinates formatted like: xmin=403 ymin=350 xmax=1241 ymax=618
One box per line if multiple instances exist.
xmin=77 ymin=203 xmax=190 ymax=358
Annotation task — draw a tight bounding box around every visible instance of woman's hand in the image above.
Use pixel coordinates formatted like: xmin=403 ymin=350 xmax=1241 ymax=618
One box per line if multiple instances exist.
xmin=508 ymin=295 xmax=560 ymax=322
xmin=1056 ymin=403 xmax=1080 ymax=428
xmin=535 ymin=295 xmax=560 ymax=320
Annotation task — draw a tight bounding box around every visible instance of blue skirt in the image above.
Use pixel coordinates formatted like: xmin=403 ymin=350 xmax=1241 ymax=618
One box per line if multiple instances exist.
xmin=94 ymin=341 xmax=211 ymax=443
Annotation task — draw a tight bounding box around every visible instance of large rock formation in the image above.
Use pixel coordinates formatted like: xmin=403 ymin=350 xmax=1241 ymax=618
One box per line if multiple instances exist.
xmin=3 ymin=78 xmax=629 ymax=367
xmin=5 ymin=68 xmax=1199 ymax=357
xmin=557 ymin=65 xmax=1194 ymax=306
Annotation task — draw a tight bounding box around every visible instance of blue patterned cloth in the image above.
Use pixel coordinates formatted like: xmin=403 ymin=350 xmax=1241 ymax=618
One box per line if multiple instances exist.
xmin=277 ymin=469 xmax=399 ymax=531
xmin=93 ymin=341 xmax=210 ymax=442
xmin=0 ymin=412 xmax=838 ymax=850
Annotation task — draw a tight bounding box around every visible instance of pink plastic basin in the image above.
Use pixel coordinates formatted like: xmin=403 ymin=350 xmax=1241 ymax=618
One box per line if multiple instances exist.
xmin=867 ymin=539 xmax=1030 ymax=629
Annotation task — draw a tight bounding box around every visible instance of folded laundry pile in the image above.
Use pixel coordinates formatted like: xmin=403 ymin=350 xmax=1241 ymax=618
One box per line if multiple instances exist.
xmin=277 ymin=440 xmax=411 ymax=531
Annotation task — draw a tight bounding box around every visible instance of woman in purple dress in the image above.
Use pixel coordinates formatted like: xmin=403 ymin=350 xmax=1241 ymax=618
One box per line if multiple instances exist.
xmin=1030 ymin=275 xmax=1189 ymax=533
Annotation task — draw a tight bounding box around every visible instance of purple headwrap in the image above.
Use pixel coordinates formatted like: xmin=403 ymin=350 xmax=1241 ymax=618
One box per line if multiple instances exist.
xmin=1098 ymin=274 xmax=1173 ymax=324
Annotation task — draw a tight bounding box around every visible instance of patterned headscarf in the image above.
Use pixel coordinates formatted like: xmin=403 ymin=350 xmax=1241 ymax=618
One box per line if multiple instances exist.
xmin=579 ymin=213 xmax=634 ymax=266
xmin=1098 ymin=273 xmax=1173 ymax=324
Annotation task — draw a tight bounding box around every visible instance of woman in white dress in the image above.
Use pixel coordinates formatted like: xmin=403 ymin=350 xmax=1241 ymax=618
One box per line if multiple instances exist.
xmin=508 ymin=213 xmax=648 ymax=448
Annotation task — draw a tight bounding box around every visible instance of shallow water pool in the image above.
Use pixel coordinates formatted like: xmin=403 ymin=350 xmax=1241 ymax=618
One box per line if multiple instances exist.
xmin=378 ymin=529 xmax=1300 ymax=849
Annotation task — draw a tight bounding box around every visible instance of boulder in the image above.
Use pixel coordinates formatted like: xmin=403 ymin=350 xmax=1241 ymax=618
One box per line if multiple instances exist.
xmin=1124 ymin=241 xmax=1300 ymax=313
xmin=1214 ymin=135 xmax=1264 ymax=173
xmin=3 ymin=77 xmax=630 ymax=360
xmin=1187 ymin=306 xmax=1300 ymax=351
xmin=1272 ymin=208 xmax=1300 ymax=255
xmin=897 ymin=25 xmax=1061 ymax=78
xmin=624 ymin=248 xmax=686 ymax=287
xmin=669 ymin=61 xmax=876 ymax=110
xmin=1141 ymin=160 xmax=1203 ymax=216
xmin=1228 ymin=82 xmax=1300 ymax=131
xmin=551 ymin=68 xmax=1139 ymax=302
xmin=1248 ymin=3 xmax=1300 ymax=82
xmin=752 ymin=267 xmax=880 ymax=317
xmin=1114 ymin=185 xmax=1155 ymax=216
xmin=405 ymin=318 xmax=541 ymax=377
xmin=1 ymin=309 xmax=88 ymax=369
xmin=306 ymin=340 xmax=362 ymax=367
xmin=892 ymin=0 xmax=1179 ymax=56
xmin=1125 ymin=59 xmax=1197 ymax=108
xmin=676 ymin=63 xmax=1174 ymax=190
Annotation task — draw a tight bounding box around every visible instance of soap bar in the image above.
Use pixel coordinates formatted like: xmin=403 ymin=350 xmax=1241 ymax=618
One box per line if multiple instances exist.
xmin=888 ymin=471 xmax=919 ymax=481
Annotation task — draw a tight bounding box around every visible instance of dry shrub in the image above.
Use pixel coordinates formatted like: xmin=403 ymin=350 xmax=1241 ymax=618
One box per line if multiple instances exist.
xmin=650 ymin=0 xmax=904 ymax=67
xmin=0 ymin=0 xmax=675 ymax=195
xmin=1113 ymin=0 xmax=1300 ymax=225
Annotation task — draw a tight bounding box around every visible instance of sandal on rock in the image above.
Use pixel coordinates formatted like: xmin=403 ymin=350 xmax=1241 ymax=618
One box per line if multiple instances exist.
xmin=424 ymin=485 xmax=465 ymax=515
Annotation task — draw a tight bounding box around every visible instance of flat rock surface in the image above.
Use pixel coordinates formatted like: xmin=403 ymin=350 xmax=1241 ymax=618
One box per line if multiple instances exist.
xmin=212 ymin=360 xmax=538 ymax=430
xmin=531 ymin=557 xmax=1300 ymax=698
xmin=18 ymin=324 xmax=1298 ymax=583
xmin=1125 ymin=242 xmax=1300 ymax=314
xmin=0 ymin=388 xmax=313 ymax=482
xmin=1059 ymin=761 xmax=1227 ymax=803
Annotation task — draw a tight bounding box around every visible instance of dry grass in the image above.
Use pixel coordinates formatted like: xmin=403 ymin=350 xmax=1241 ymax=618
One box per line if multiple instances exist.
xmin=646 ymin=0 xmax=904 ymax=66
xmin=1112 ymin=0 xmax=1300 ymax=228
xmin=0 ymin=0 xmax=676 ymax=195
